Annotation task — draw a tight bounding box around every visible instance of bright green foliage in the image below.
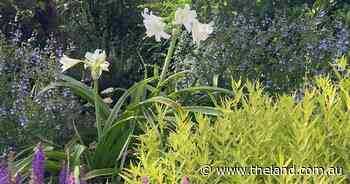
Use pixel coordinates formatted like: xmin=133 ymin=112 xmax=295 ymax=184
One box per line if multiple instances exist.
xmin=122 ymin=73 xmax=350 ymax=183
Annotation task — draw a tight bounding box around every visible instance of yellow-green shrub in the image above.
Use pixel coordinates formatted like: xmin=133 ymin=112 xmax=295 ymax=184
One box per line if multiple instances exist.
xmin=122 ymin=70 xmax=350 ymax=184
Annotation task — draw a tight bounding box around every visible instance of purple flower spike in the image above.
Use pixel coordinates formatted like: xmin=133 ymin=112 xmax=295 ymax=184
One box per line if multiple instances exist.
xmin=142 ymin=176 xmax=149 ymax=184
xmin=67 ymin=172 xmax=75 ymax=184
xmin=182 ymin=176 xmax=190 ymax=184
xmin=14 ymin=173 xmax=22 ymax=184
xmin=31 ymin=143 xmax=46 ymax=184
xmin=79 ymin=167 xmax=87 ymax=184
xmin=59 ymin=161 xmax=68 ymax=184
xmin=79 ymin=168 xmax=87 ymax=184
xmin=0 ymin=162 xmax=11 ymax=184
xmin=79 ymin=178 xmax=87 ymax=184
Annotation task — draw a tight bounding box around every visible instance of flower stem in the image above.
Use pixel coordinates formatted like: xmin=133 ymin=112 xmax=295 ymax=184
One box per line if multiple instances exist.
xmin=94 ymin=79 xmax=102 ymax=140
xmin=157 ymin=27 xmax=180 ymax=88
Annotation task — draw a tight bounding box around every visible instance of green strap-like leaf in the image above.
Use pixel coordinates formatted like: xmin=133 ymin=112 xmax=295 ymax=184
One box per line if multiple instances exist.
xmin=158 ymin=70 xmax=193 ymax=88
xmin=183 ymin=106 xmax=223 ymax=116
xmin=46 ymin=151 xmax=66 ymax=160
xmin=15 ymin=155 xmax=32 ymax=173
xmin=45 ymin=160 xmax=61 ymax=173
xmin=169 ymin=86 xmax=234 ymax=98
xmin=71 ymin=144 xmax=87 ymax=166
xmin=83 ymin=168 xmax=117 ymax=180
xmin=138 ymin=96 xmax=184 ymax=113
xmin=103 ymin=77 xmax=157 ymax=133
xmin=38 ymin=74 xmax=110 ymax=119
xmin=93 ymin=120 xmax=134 ymax=169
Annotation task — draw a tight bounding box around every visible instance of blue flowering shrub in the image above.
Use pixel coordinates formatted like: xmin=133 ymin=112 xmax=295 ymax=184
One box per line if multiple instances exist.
xmin=0 ymin=30 xmax=93 ymax=154
xmin=122 ymin=62 xmax=350 ymax=183
xmin=175 ymin=6 xmax=349 ymax=94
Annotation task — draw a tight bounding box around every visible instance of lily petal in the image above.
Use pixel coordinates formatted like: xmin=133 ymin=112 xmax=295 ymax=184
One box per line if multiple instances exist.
xmin=174 ymin=4 xmax=197 ymax=32
xmin=191 ymin=20 xmax=214 ymax=46
xmin=142 ymin=8 xmax=170 ymax=42
xmin=59 ymin=55 xmax=82 ymax=72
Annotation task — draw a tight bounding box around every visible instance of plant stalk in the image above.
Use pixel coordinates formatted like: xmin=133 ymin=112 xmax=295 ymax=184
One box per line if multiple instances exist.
xmin=157 ymin=27 xmax=180 ymax=88
xmin=94 ymin=79 xmax=102 ymax=140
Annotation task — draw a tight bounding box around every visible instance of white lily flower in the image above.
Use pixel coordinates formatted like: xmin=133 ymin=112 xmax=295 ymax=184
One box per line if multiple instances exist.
xmin=59 ymin=49 xmax=110 ymax=80
xmin=101 ymin=61 xmax=110 ymax=72
xmin=142 ymin=8 xmax=170 ymax=42
xmin=103 ymin=97 xmax=113 ymax=104
xmin=59 ymin=55 xmax=83 ymax=72
xmin=84 ymin=49 xmax=110 ymax=80
xmin=191 ymin=20 xmax=214 ymax=46
xmin=101 ymin=87 xmax=115 ymax=94
xmin=85 ymin=49 xmax=108 ymax=67
xmin=174 ymin=4 xmax=197 ymax=32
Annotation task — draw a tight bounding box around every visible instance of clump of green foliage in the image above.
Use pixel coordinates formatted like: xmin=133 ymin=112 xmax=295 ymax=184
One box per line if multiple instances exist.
xmin=122 ymin=57 xmax=350 ymax=184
